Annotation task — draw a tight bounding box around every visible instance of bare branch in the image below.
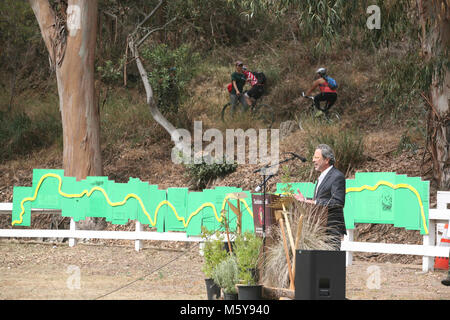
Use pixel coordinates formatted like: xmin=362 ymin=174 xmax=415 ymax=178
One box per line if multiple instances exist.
xmin=126 ymin=0 xmax=188 ymax=154
xmin=130 ymin=0 xmax=165 ymax=39
xmin=102 ymin=10 xmax=126 ymax=28
xmin=128 ymin=38 xmax=179 ymax=141
xmin=136 ymin=17 xmax=177 ymax=48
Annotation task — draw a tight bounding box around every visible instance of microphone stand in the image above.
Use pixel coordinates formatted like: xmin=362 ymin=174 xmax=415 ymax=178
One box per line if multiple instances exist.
xmin=253 ymin=154 xmax=299 ymax=250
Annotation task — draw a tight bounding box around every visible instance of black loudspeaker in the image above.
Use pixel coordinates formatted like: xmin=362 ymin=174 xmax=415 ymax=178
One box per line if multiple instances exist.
xmin=294 ymin=250 xmax=346 ymax=300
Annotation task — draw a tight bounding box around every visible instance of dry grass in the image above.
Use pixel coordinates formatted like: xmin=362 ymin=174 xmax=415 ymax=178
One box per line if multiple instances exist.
xmin=261 ymin=201 xmax=336 ymax=289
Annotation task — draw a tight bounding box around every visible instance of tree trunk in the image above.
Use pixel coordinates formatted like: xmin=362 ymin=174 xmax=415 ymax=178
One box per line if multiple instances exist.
xmin=30 ymin=0 xmax=104 ymax=229
xmin=30 ymin=0 xmax=102 ymax=179
xmin=418 ymin=0 xmax=450 ymax=189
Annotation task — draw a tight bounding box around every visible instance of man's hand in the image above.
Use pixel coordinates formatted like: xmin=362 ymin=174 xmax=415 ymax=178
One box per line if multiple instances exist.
xmin=294 ymin=188 xmax=315 ymax=204
xmin=294 ymin=188 xmax=306 ymax=202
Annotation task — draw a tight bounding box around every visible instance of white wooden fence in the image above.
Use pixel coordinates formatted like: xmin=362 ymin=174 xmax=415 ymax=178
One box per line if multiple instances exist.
xmin=0 ymin=203 xmax=203 ymax=252
xmin=1 ymin=192 xmax=450 ymax=272
xmin=342 ymin=191 xmax=450 ymax=272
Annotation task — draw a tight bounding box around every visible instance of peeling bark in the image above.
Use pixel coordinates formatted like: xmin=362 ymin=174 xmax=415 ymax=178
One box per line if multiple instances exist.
xmin=30 ymin=0 xmax=104 ymax=230
xmin=30 ymin=0 xmax=102 ymax=180
xmin=418 ymin=0 xmax=450 ymax=189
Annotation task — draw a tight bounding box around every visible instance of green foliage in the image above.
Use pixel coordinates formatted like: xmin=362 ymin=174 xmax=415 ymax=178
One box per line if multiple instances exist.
xmin=376 ymin=51 xmax=428 ymax=117
xmin=212 ymin=255 xmax=239 ymax=294
xmin=306 ymin=127 xmax=365 ymax=174
xmin=97 ymin=60 xmax=123 ymax=84
xmin=396 ymin=133 xmax=419 ymax=155
xmin=184 ymin=158 xmax=238 ymax=190
xmin=165 ymin=0 xmax=270 ymax=44
xmin=279 ymin=166 xmax=295 ymax=195
xmin=233 ymin=231 xmax=263 ymax=285
xmin=0 ymin=110 xmax=62 ymax=162
xmin=0 ymin=1 xmax=51 ymax=90
xmin=140 ymin=43 xmax=200 ymax=114
xmin=233 ymin=0 xmax=417 ymax=54
xmin=201 ymin=227 xmax=229 ymax=278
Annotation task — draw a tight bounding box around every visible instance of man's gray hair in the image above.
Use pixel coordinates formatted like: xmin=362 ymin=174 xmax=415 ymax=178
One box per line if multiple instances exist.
xmin=316 ymin=144 xmax=335 ymax=165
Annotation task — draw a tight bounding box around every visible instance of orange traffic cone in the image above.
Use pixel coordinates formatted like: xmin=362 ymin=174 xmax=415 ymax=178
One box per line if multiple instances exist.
xmin=435 ymin=224 xmax=450 ymax=270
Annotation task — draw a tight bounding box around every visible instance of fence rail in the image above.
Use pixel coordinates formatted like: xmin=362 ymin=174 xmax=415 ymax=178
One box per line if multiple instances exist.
xmin=0 ymin=203 xmax=205 ymax=251
xmin=342 ymin=191 xmax=450 ymax=272
xmin=2 ymin=191 xmax=450 ymax=271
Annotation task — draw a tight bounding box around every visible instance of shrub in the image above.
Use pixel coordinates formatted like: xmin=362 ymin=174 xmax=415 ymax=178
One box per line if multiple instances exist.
xmin=140 ymin=43 xmax=201 ymax=114
xmin=233 ymin=231 xmax=263 ymax=285
xmin=184 ymin=158 xmax=238 ymax=190
xmin=305 ymin=126 xmax=365 ymax=174
xmin=201 ymin=227 xmax=229 ymax=279
xmin=0 ymin=110 xmax=61 ymax=162
xmin=212 ymin=255 xmax=239 ymax=294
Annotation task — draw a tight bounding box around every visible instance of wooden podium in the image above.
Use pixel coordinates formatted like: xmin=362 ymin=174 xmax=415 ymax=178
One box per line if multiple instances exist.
xmin=251 ymin=194 xmax=281 ymax=237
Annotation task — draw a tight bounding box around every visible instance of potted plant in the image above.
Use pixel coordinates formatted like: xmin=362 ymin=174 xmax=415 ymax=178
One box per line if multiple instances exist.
xmin=201 ymin=227 xmax=228 ymax=300
xmin=212 ymin=255 xmax=240 ymax=300
xmin=233 ymin=231 xmax=264 ymax=300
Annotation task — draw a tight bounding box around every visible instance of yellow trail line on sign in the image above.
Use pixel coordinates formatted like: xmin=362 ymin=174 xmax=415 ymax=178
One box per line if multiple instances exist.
xmin=11 ymin=173 xmax=253 ymax=227
xmin=345 ymin=180 xmax=428 ymax=234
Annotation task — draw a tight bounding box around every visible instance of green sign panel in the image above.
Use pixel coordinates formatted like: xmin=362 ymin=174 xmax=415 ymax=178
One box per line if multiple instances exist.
xmin=11 ymin=170 xmax=430 ymax=236
xmin=276 ymin=172 xmax=429 ymax=235
xmin=11 ymin=169 xmax=255 ymax=236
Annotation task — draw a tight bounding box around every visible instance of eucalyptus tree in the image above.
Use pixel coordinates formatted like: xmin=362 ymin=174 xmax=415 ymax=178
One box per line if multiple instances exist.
xmin=417 ymin=0 xmax=450 ymax=189
xmin=29 ymin=0 xmax=103 ymax=230
xmin=29 ymin=0 xmax=102 ymax=179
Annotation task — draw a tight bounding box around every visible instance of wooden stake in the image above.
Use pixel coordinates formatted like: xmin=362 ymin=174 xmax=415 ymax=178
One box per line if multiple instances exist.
xmin=277 ymin=214 xmax=294 ymax=290
xmin=282 ymin=208 xmax=296 ymax=258
xmin=237 ymin=199 xmax=242 ymax=235
xmin=292 ymin=214 xmax=304 ymax=282
xmin=221 ymin=209 xmax=233 ymax=254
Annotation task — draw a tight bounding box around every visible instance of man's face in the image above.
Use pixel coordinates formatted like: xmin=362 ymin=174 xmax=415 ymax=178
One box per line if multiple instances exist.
xmin=313 ymin=149 xmax=330 ymax=172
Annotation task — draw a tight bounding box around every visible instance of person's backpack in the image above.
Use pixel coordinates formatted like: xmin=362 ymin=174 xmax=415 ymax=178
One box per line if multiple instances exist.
xmin=227 ymin=82 xmax=233 ymax=93
xmin=252 ymin=71 xmax=266 ymax=85
xmin=324 ymin=76 xmax=338 ymax=90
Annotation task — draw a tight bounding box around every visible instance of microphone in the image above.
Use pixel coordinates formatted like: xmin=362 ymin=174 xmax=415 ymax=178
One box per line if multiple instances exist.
xmin=254 ymin=174 xmax=275 ymax=192
xmin=288 ymin=152 xmax=307 ymax=162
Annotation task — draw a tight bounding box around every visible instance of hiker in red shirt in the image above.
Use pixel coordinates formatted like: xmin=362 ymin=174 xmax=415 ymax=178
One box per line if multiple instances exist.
xmin=305 ymin=67 xmax=337 ymax=116
xmin=243 ymin=65 xmax=265 ymax=107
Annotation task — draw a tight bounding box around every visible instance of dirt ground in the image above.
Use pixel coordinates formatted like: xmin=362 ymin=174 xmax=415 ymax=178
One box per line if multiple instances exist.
xmin=0 ymin=240 xmax=449 ymax=300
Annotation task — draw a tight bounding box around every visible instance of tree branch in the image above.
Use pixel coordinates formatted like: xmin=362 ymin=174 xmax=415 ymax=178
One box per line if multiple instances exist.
xmin=130 ymin=0 xmax=165 ymax=39
xmin=127 ymin=0 xmax=189 ymax=155
xmin=128 ymin=38 xmax=181 ymax=144
xmin=29 ymin=0 xmax=58 ymax=68
xmin=136 ymin=17 xmax=176 ymax=48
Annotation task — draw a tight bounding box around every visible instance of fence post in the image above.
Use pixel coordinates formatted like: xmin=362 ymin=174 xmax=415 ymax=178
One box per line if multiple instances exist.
xmin=69 ymin=218 xmax=77 ymax=247
xmin=344 ymin=229 xmax=354 ymax=267
xmin=135 ymin=220 xmax=143 ymax=252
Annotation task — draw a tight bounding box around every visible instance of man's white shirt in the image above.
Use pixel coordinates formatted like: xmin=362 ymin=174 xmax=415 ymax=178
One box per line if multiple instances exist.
xmin=315 ymin=165 xmax=334 ymax=200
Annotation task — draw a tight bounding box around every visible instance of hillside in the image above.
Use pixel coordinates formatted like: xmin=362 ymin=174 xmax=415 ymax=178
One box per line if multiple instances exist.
xmin=0 ymin=1 xmax=438 ymax=265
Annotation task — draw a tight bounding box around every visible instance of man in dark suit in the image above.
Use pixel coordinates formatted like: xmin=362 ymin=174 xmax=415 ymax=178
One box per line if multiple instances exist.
xmin=294 ymin=144 xmax=346 ymax=249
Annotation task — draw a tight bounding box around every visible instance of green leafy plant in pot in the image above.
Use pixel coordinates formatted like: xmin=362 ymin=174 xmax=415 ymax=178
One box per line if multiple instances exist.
xmin=201 ymin=227 xmax=228 ymax=300
xmin=234 ymin=231 xmax=263 ymax=300
xmin=212 ymin=255 xmax=240 ymax=300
